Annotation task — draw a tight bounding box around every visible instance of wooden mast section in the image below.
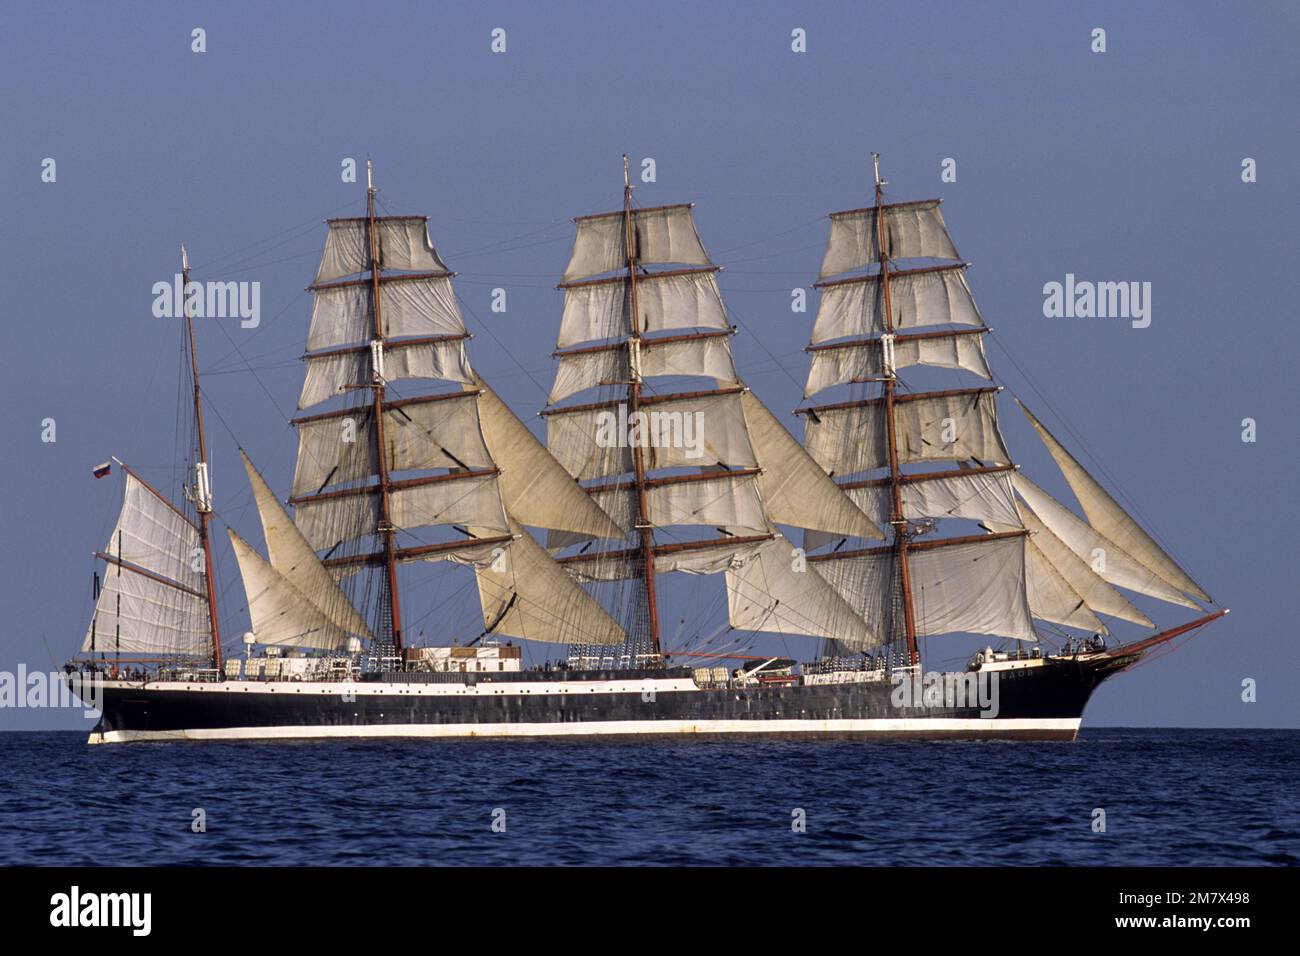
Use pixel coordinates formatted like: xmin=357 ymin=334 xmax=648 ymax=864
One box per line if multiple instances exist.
xmin=180 ymin=246 xmax=223 ymax=673
xmin=364 ymin=160 xmax=404 ymax=656
xmin=622 ymin=154 xmax=663 ymax=662
xmin=871 ymin=154 xmax=920 ymax=667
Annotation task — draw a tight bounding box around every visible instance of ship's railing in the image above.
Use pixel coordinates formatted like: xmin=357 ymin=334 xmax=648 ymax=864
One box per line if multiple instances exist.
xmin=68 ymin=660 xmax=225 ymax=683
xmin=804 ymin=653 xmax=899 ymax=675
xmin=226 ymin=657 xmax=357 ymax=682
xmin=153 ymin=667 xmax=223 ymax=683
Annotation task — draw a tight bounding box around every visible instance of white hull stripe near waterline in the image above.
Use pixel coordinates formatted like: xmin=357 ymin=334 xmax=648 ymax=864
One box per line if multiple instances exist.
xmin=89 ymin=717 xmax=1082 ymax=744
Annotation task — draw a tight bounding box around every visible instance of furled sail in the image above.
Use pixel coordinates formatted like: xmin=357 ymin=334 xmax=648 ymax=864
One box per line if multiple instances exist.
xmin=563 ymin=205 xmax=713 ymax=282
xmin=726 ymin=536 xmax=880 ymax=646
xmin=241 ymin=451 xmax=372 ymax=639
xmin=1018 ymin=402 xmax=1211 ymax=603
xmin=472 ymin=521 xmax=625 ymax=646
xmin=81 ymin=472 xmax=210 ymax=656
xmin=1013 ymin=473 xmax=1201 ymax=611
xmin=315 ymin=216 xmax=450 ymax=284
xmin=227 ymin=529 xmax=350 ymax=650
xmin=559 ymin=537 xmax=773 ymax=583
xmin=818 ymin=200 xmax=960 ymax=279
xmin=327 ymin=537 xmax=510 ymax=581
xmin=811 ymin=265 xmax=982 ymax=343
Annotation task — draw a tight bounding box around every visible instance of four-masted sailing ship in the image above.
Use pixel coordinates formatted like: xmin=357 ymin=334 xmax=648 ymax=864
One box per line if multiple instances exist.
xmin=65 ymin=157 xmax=1227 ymax=743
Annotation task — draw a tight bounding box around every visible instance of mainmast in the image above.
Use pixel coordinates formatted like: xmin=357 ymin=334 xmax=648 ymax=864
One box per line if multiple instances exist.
xmin=181 ymin=245 xmax=223 ymax=672
xmin=364 ymin=160 xmax=404 ymax=656
xmin=871 ymin=155 xmax=920 ymax=667
xmin=545 ymin=161 xmax=885 ymax=665
xmin=621 ymin=155 xmax=663 ymax=660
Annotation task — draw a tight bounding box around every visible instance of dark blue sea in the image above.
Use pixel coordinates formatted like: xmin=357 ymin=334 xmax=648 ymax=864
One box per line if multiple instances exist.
xmin=1 ymin=728 xmax=1295 ymax=866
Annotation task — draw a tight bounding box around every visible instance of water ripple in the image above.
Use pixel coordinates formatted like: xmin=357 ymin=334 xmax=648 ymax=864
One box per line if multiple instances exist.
xmin=0 ymin=729 xmax=1295 ymax=866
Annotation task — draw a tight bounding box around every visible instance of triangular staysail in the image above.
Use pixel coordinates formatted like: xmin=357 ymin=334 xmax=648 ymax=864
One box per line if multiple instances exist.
xmin=472 ymin=520 xmax=625 ymax=646
xmin=1017 ymin=401 xmax=1210 ymax=603
xmin=240 ymin=450 xmax=373 ymax=640
xmin=468 ymin=374 xmax=626 ymax=541
xmin=1014 ymin=502 xmax=1153 ymax=629
xmin=227 ymin=529 xmax=352 ymax=650
xmin=1013 ymin=474 xmax=1201 ymax=611
xmin=739 ymin=390 xmax=881 ymax=541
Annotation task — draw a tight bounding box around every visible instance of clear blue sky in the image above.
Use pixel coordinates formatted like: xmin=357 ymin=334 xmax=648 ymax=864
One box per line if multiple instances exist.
xmin=1 ymin=1 xmax=1296 ymax=729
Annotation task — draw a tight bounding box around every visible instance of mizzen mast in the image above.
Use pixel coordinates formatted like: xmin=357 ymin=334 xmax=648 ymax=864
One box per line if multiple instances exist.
xmin=181 ymin=244 xmax=223 ymax=672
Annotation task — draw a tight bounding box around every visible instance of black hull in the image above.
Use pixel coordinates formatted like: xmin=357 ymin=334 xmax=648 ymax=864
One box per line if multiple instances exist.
xmin=70 ymin=656 xmax=1128 ymax=744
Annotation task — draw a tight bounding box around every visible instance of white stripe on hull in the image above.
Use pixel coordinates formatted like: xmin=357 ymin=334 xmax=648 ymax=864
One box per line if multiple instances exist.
xmin=89 ymin=716 xmax=1080 ymax=744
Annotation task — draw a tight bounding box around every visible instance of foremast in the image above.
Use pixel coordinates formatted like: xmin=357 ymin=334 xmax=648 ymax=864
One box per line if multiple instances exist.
xmin=800 ymin=154 xmax=1011 ymax=664
xmin=800 ymin=154 xmax=1220 ymax=659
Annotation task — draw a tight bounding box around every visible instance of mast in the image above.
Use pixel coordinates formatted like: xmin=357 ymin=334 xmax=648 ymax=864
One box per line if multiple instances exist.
xmin=871 ymin=154 xmax=920 ymax=666
xmin=364 ymin=159 xmax=404 ymax=657
xmin=181 ymin=245 xmax=223 ymax=672
xmin=621 ymin=154 xmax=662 ymax=661
xmin=548 ymin=169 xmax=887 ymax=660
xmin=802 ymin=167 xmax=1210 ymax=651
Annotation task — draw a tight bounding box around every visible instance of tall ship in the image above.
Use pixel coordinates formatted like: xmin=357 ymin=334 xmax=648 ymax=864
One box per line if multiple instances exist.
xmin=66 ymin=157 xmax=1227 ymax=743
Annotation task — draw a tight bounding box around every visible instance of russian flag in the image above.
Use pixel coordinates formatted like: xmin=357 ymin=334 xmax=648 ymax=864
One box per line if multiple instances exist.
xmin=92 ymin=461 xmax=112 ymax=479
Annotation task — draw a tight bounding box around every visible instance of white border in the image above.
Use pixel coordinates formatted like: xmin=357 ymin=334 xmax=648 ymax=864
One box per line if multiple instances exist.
xmin=89 ymin=716 xmax=1080 ymax=744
